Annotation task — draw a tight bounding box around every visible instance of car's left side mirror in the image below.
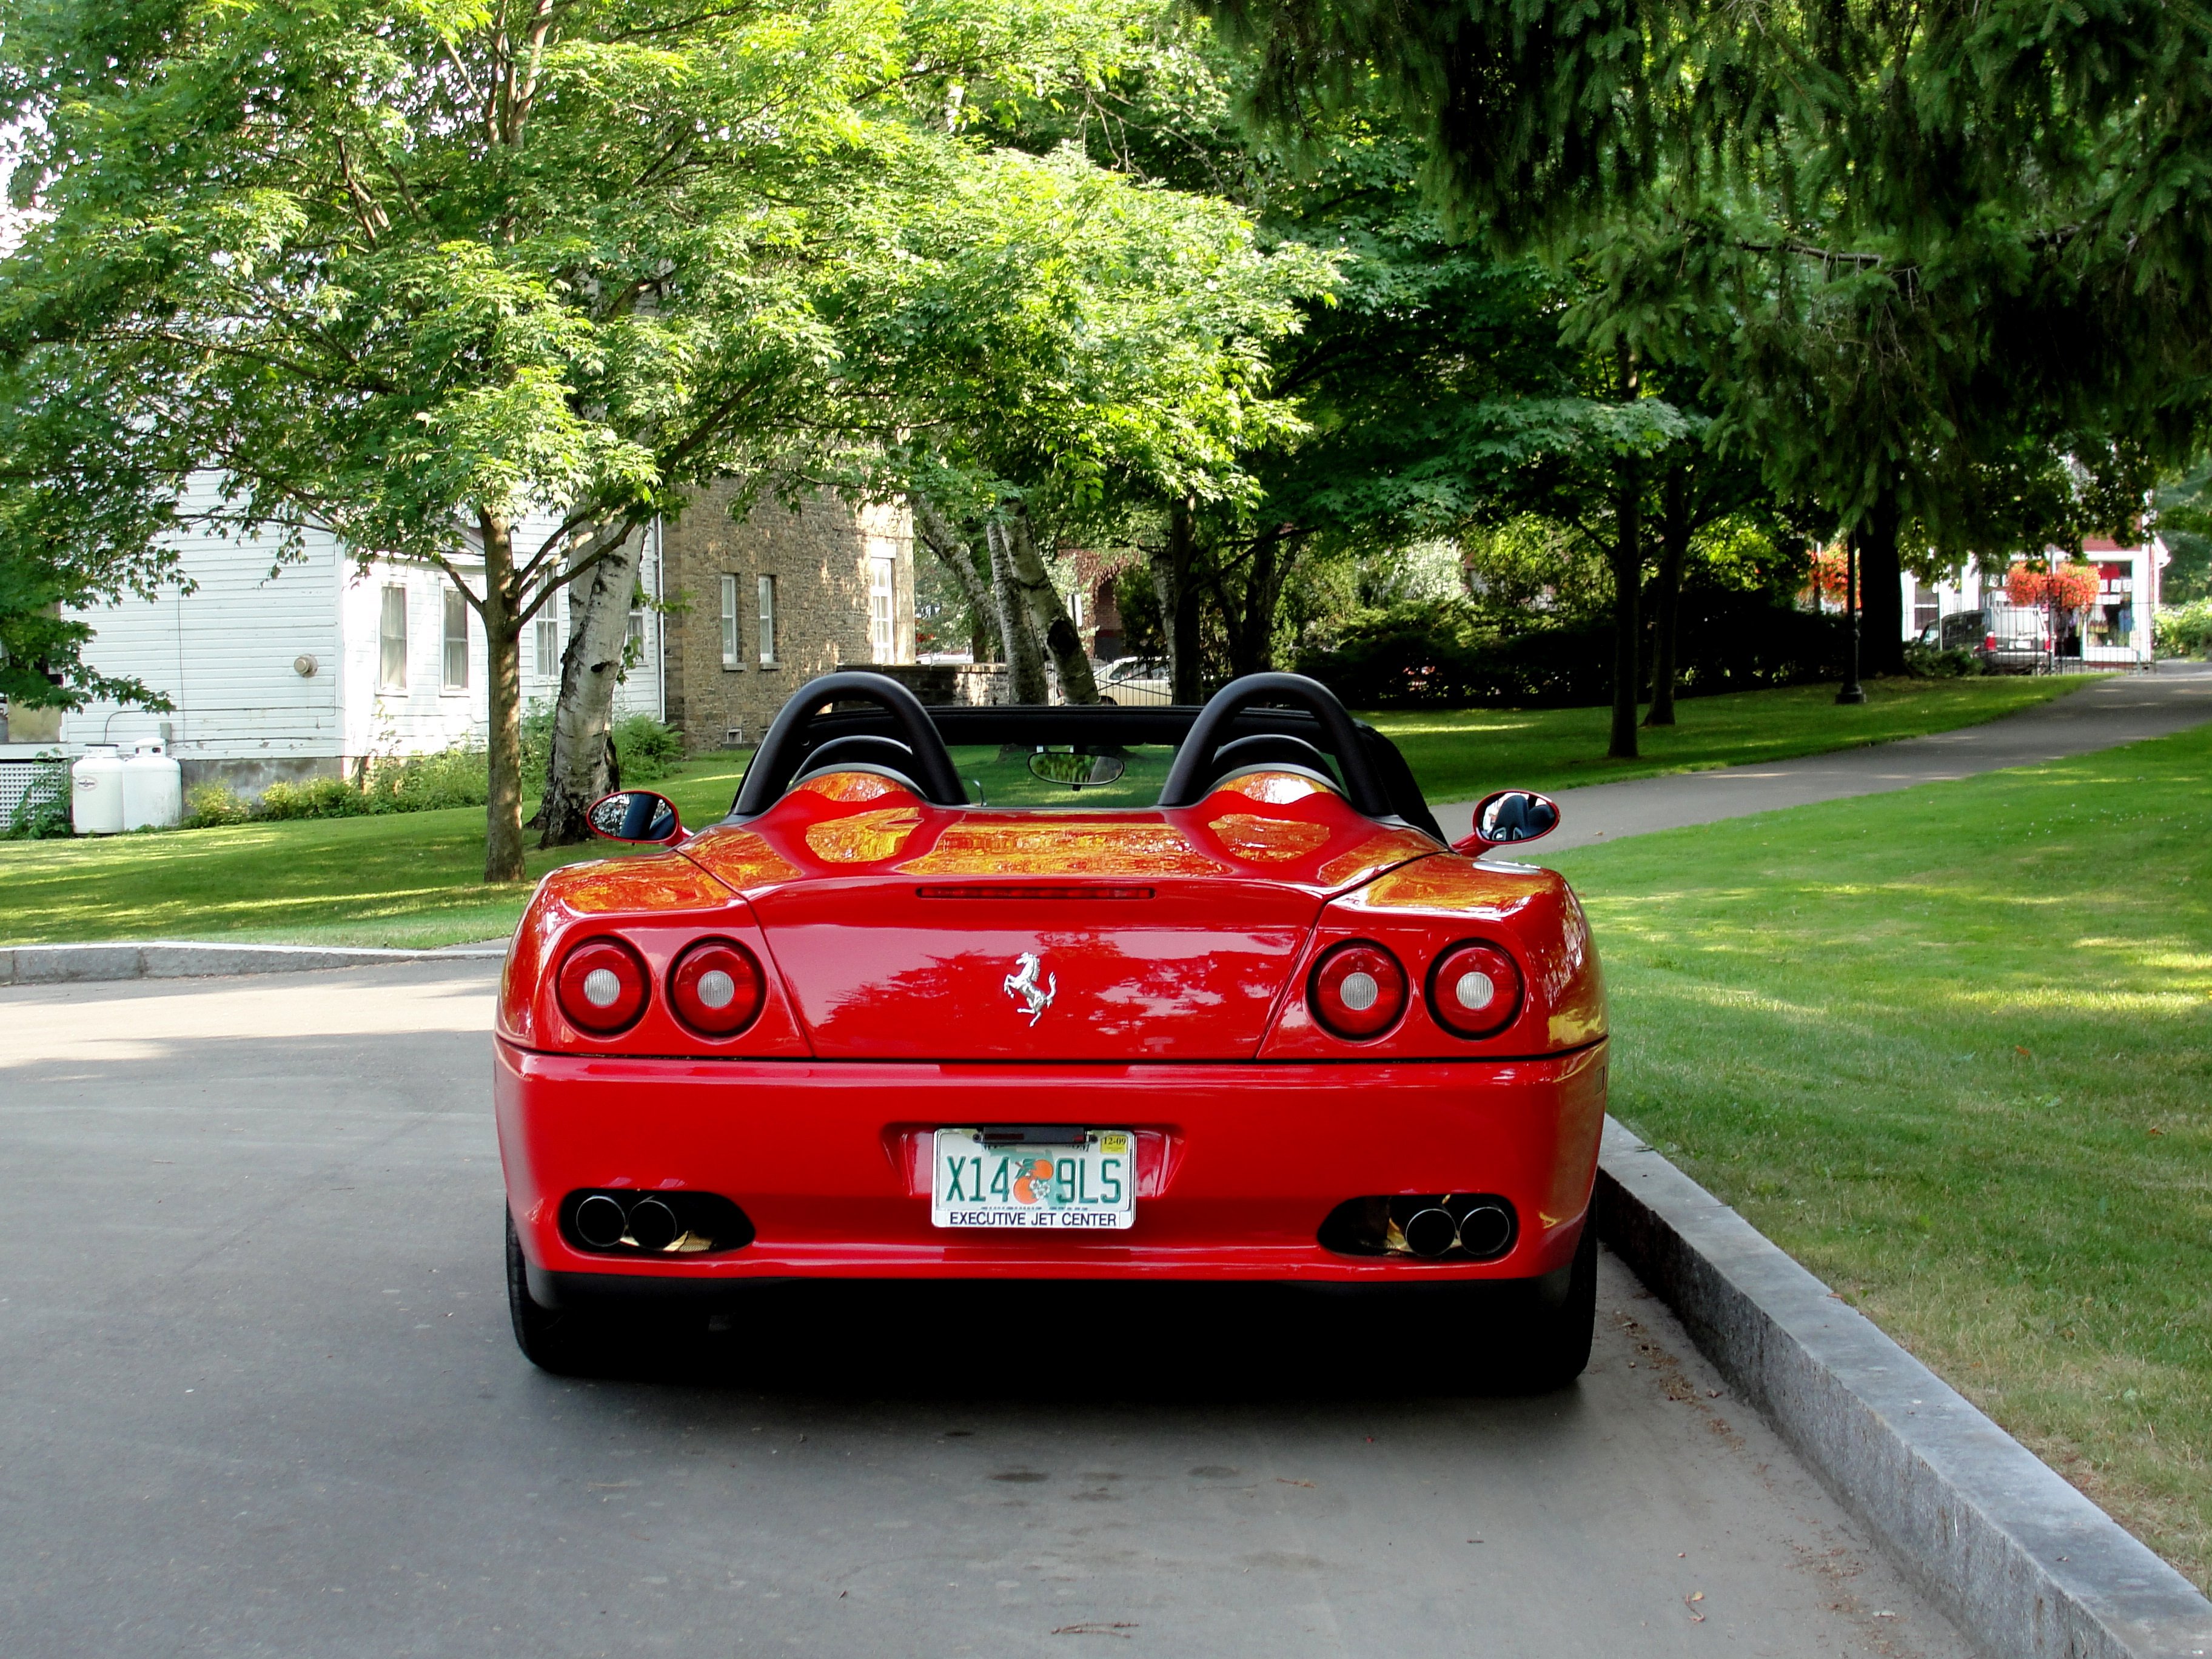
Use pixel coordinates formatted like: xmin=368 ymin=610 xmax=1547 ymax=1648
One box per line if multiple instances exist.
xmin=587 ymin=789 xmax=684 ymax=846
xmin=1452 ymin=789 xmax=1560 ymax=856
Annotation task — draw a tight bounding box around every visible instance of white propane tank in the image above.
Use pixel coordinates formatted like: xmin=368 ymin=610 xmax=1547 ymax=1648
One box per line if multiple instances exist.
xmin=70 ymin=745 xmax=127 ymax=835
xmin=122 ymin=741 xmax=184 ymax=830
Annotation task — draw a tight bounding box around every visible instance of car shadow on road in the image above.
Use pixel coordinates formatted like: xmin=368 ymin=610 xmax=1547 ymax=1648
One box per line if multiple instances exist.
xmin=560 ymin=1276 xmax=1569 ymax=1406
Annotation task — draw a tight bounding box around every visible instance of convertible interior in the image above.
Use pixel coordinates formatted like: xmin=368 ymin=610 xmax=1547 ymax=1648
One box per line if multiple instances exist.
xmin=722 ymin=670 xmax=1447 ymax=842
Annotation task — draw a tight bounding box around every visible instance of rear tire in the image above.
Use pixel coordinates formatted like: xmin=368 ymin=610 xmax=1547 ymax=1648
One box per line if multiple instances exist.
xmin=506 ymin=1210 xmax=603 ymax=1375
xmin=1506 ymin=1218 xmax=1598 ymax=1391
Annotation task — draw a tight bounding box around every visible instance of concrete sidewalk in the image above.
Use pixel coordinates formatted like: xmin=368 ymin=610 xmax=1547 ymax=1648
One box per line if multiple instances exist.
xmin=1437 ymin=663 xmax=2212 ymax=851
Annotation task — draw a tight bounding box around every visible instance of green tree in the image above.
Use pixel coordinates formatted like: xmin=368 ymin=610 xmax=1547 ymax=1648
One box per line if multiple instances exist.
xmin=0 ymin=0 xmax=1147 ymax=877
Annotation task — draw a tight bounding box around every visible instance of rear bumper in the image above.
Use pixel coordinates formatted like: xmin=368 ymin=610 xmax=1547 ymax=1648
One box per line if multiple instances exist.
xmin=495 ymin=1039 xmax=1607 ymax=1289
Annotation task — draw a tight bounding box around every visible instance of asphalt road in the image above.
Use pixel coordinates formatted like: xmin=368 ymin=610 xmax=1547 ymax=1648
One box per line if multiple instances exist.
xmin=1436 ymin=662 xmax=2212 ymax=850
xmin=1 ymin=965 xmax=1973 ymax=1658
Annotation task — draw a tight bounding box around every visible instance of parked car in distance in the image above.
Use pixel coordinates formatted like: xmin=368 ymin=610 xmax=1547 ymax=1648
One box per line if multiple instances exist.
xmin=1094 ymin=655 xmax=1171 ymax=704
xmin=1923 ymin=600 xmax=2051 ymax=672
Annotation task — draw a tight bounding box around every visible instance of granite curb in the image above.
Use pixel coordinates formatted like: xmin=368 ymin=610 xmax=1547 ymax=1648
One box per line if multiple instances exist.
xmin=1597 ymin=1117 xmax=2212 ymax=1659
xmin=0 ymin=940 xmax=508 ymax=985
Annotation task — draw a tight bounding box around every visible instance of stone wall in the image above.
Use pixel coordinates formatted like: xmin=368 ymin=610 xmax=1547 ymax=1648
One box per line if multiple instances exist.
xmin=660 ymin=484 xmax=914 ymax=750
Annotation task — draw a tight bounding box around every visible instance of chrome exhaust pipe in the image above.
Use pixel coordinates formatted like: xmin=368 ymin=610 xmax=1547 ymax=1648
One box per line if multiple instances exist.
xmin=1456 ymin=1201 xmax=1513 ymax=1259
xmin=628 ymin=1196 xmax=681 ymax=1252
xmin=574 ymin=1193 xmax=628 ymax=1249
xmin=1401 ymin=1206 xmax=1459 ymax=1258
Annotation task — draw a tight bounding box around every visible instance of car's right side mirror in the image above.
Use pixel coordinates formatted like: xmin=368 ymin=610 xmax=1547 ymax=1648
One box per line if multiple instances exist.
xmin=1453 ymin=789 xmax=1560 ymax=856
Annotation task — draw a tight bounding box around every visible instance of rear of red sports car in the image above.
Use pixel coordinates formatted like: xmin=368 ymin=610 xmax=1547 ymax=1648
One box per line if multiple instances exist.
xmin=495 ymin=672 xmax=1607 ymax=1382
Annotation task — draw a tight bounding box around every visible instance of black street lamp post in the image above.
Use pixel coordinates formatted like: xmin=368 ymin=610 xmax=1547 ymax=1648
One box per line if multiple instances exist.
xmin=1837 ymin=534 xmax=1866 ymax=705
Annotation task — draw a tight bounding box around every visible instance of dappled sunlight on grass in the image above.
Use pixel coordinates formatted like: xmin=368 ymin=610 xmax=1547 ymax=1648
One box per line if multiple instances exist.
xmin=1554 ymin=721 xmax=2212 ymax=1584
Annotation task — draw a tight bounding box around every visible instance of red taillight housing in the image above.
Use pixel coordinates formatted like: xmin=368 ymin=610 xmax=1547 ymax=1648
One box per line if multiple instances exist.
xmin=1307 ymin=940 xmax=1408 ymax=1041
xmin=668 ymin=937 xmax=766 ymax=1037
xmin=555 ymin=936 xmax=649 ymax=1034
xmin=1984 ymin=632 xmax=1997 ymax=652
xmin=1426 ymin=940 xmax=1525 ymax=1039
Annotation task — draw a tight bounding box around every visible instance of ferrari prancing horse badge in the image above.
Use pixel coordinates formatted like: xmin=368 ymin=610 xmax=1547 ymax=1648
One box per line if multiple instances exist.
xmin=1002 ymin=951 xmax=1056 ymax=1025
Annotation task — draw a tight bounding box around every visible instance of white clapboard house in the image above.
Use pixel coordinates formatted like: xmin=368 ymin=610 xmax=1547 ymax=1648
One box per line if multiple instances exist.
xmin=37 ymin=473 xmax=665 ymax=796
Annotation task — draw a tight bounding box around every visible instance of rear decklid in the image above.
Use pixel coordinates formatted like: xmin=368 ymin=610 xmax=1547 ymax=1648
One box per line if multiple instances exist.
xmin=680 ymin=769 xmax=1441 ymax=1062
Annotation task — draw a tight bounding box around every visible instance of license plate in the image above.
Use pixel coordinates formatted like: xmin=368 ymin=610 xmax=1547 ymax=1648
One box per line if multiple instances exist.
xmin=931 ymin=1129 xmax=1135 ymax=1230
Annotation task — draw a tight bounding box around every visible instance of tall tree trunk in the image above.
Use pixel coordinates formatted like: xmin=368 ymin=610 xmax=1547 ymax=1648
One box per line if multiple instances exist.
xmin=1607 ymin=463 xmax=1644 ymax=760
xmin=1152 ymin=497 xmax=1203 ymax=703
xmin=984 ymin=518 xmax=1050 ymax=703
xmin=1644 ymin=466 xmax=1691 ymax=727
xmin=537 ymin=521 xmax=645 ymax=846
xmin=1212 ymin=525 xmax=1292 ymax=677
xmin=1857 ymin=480 xmax=1906 ymax=677
xmin=913 ymin=497 xmax=996 ymax=660
xmin=479 ymin=512 xmax=528 ymax=883
xmin=1002 ymin=506 xmax=1099 ymax=703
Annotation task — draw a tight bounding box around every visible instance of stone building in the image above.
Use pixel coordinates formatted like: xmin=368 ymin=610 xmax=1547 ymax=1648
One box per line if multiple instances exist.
xmin=659 ymin=483 xmax=917 ymax=751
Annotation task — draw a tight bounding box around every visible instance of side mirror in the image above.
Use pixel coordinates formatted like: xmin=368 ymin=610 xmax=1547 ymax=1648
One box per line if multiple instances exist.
xmin=587 ymin=790 xmax=683 ymax=846
xmin=1453 ymin=789 xmax=1560 ymax=856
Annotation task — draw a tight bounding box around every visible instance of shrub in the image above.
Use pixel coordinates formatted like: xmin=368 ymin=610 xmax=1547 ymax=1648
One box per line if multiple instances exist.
xmin=2 ymin=753 xmax=71 ymax=839
xmin=2155 ymin=600 xmax=2212 ymax=659
xmin=614 ymin=712 xmax=684 ymax=783
xmin=183 ymin=783 xmax=253 ymax=826
xmin=1296 ymin=589 xmax=1851 ymax=708
xmin=1903 ymin=640 xmax=1983 ymax=678
xmin=256 ymin=775 xmax=369 ymax=820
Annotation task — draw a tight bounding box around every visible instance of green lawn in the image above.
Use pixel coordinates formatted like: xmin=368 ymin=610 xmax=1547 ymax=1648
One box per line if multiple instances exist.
xmin=0 ymin=675 xmax=2091 ymax=948
xmin=1549 ymin=723 xmax=2212 ymax=1585
xmin=1373 ymin=674 xmax=2089 ymax=802
xmin=0 ymin=757 xmax=754 ymax=948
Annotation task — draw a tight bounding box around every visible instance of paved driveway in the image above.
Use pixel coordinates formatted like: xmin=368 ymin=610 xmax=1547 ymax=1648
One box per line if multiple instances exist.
xmin=1437 ymin=663 xmax=2212 ymax=849
xmin=1 ymin=966 xmax=1970 ymax=1658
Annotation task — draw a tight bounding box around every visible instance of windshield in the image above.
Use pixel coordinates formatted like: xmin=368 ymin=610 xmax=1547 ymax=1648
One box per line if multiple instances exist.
xmin=946 ymin=743 xmax=1181 ymax=811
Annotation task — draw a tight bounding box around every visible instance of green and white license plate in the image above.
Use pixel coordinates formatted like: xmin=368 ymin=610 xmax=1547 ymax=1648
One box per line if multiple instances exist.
xmin=931 ymin=1129 xmax=1135 ymax=1230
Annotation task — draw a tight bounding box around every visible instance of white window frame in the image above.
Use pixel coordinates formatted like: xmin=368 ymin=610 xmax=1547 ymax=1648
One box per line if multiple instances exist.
xmin=378 ymin=584 xmax=407 ymax=692
xmin=720 ymin=574 xmax=742 ymax=669
xmin=442 ymin=586 xmax=470 ymax=692
xmin=868 ymin=555 xmax=896 ymax=664
xmin=757 ymin=573 xmax=778 ymax=667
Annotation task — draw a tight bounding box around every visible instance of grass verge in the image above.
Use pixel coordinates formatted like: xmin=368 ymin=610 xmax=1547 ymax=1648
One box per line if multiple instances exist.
xmin=1548 ymin=722 xmax=2212 ymax=1586
xmin=1372 ymin=674 xmax=2090 ymax=802
xmin=0 ymin=675 xmax=2094 ymax=948
xmin=0 ymin=757 xmax=752 ymax=949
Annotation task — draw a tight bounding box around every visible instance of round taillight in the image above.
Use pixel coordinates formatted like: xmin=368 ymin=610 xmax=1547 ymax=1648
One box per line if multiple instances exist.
xmin=1307 ymin=940 xmax=1407 ymax=1041
xmin=668 ymin=938 xmax=766 ymax=1037
xmin=1426 ymin=940 xmax=1524 ymax=1039
xmin=555 ymin=936 xmax=649 ymax=1034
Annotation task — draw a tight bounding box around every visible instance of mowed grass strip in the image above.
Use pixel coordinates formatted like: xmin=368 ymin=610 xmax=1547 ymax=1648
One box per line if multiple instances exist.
xmin=1549 ymin=722 xmax=2212 ymax=1584
xmin=1373 ymin=673 xmax=2089 ymax=802
xmin=0 ymin=676 xmax=2093 ymax=948
xmin=0 ymin=758 xmax=752 ymax=948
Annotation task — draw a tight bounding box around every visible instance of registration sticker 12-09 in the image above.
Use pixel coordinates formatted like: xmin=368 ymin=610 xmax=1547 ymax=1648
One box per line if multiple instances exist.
xmin=930 ymin=1128 xmax=1136 ymax=1230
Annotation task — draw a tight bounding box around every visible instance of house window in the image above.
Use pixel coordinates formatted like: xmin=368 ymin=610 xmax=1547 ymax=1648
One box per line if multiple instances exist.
xmin=720 ymin=575 xmax=742 ymax=669
xmin=443 ymin=586 xmax=470 ymax=691
xmin=626 ymin=597 xmax=646 ymax=664
xmin=378 ymin=585 xmax=407 ymax=692
xmin=868 ymin=555 xmax=896 ymax=663
xmin=757 ymin=574 xmax=778 ymax=666
xmin=535 ymin=612 xmax=560 ymax=681
xmin=1913 ymin=583 xmax=1940 ymax=634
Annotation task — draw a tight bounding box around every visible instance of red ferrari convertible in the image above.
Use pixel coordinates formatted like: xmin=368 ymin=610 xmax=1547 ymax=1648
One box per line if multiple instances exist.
xmin=497 ymin=671 xmax=1606 ymax=1383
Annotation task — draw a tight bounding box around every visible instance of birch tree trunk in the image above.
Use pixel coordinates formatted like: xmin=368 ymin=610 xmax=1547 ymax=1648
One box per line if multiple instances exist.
xmin=984 ymin=517 xmax=1050 ymax=703
xmin=536 ymin=521 xmax=645 ymax=847
xmin=913 ymin=497 xmax=999 ymax=653
xmin=1002 ymin=507 xmax=1099 ymax=703
xmin=478 ymin=511 xmax=529 ymax=883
